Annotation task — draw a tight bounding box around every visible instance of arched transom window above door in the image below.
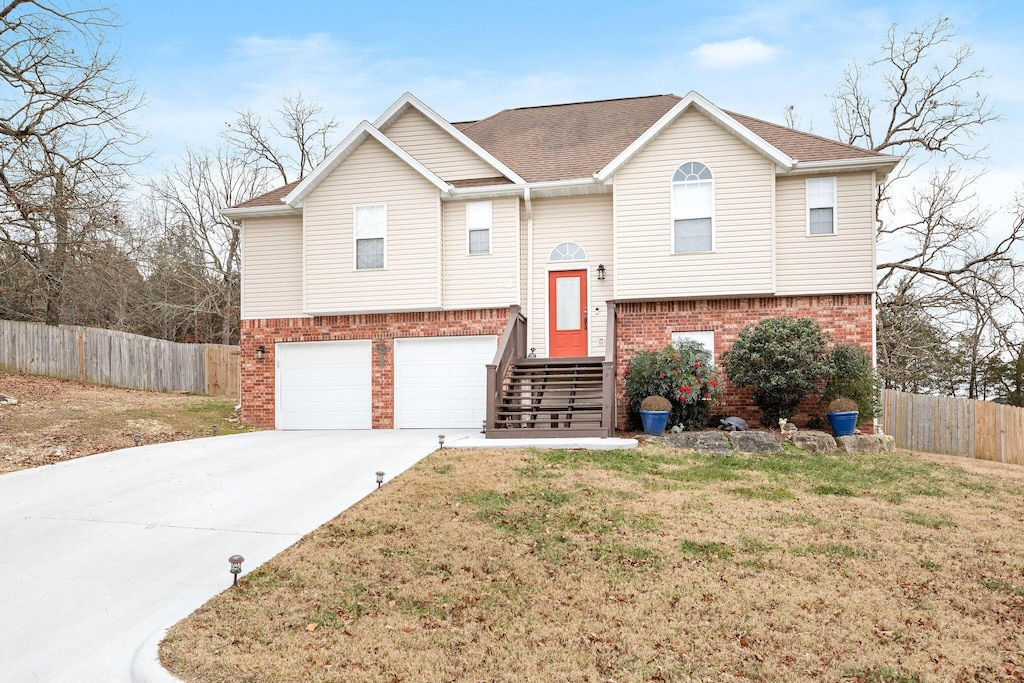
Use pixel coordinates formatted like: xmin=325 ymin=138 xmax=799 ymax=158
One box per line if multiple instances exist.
xmin=549 ymin=242 xmax=587 ymax=262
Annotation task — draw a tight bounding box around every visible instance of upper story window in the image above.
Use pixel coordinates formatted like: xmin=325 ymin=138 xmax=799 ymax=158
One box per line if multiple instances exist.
xmin=354 ymin=204 xmax=386 ymax=270
xmin=672 ymin=162 xmax=714 ymax=253
xmin=807 ymin=177 xmax=836 ymax=235
xmin=466 ymin=201 xmax=492 ymax=255
xmin=549 ymin=242 xmax=587 ymax=262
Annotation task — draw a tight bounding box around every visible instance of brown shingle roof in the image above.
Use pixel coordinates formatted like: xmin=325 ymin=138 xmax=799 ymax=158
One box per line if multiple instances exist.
xmin=234 ymin=94 xmax=889 ymax=209
xmin=455 ymin=95 xmax=681 ymax=183
xmin=232 ymin=179 xmax=301 ymax=209
xmin=724 ymin=111 xmax=886 ymax=162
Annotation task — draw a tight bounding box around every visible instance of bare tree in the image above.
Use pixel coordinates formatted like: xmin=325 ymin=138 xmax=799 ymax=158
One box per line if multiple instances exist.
xmin=829 ymin=16 xmax=1024 ymax=395
xmin=0 ymin=1 xmax=143 ymax=325
xmin=221 ymin=93 xmax=339 ymax=184
xmin=146 ymin=149 xmax=268 ymax=344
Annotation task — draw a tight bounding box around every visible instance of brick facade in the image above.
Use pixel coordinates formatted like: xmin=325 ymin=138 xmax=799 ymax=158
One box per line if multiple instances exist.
xmin=614 ymin=294 xmax=874 ymax=431
xmin=240 ymin=308 xmax=511 ymax=429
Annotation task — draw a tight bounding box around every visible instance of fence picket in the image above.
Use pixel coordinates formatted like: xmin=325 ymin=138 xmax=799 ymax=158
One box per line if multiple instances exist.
xmin=0 ymin=320 xmax=238 ymax=398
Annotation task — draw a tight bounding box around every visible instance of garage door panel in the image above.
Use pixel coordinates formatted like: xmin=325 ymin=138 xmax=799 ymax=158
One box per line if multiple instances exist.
xmin=276 ymin=340 xmax=371 ymax=429
xmin=395 ymin=336 xmax=496 ymax=429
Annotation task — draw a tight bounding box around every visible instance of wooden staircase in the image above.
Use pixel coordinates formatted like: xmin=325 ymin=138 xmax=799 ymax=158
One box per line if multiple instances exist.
xmin=490 ymin=357 xmax=610 ymax=437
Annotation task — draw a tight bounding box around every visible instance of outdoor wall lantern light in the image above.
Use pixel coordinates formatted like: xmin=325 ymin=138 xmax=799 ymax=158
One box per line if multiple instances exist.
xmin=597 ymin=264 xmax=606 ymax=280
xmin=229 ymin=554 xmax=245 ymax=586
xmin=376 ymin=471 xmax=385 ymax=488
xmin=256 ymin=345 xmax=265 ymax=360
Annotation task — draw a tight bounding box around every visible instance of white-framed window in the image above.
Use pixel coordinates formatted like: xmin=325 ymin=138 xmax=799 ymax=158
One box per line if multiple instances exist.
xmin=354 ymin=204 xmax=386 ymax=270
xmin=672 ymin=330 xmax=715 ymax=363
xmin=807 ymin=177 xmax=836 ymax=236
xmin=672 ymin=162 xmax=714 ymax=253
xmin=466 ymin=201 xmax=492 ymax=255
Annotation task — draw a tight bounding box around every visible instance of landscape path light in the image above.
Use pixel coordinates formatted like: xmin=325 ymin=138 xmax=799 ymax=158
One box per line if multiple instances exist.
xmin=439 ymin=434 xmax=445 ymax=449
xmin=375 ymin=471 xmax=385 ymax=488
xmin=229 ymin=554 xmax=244 ymax=587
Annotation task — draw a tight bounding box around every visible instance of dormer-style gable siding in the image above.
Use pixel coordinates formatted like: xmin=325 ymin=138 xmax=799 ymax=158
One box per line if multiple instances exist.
xmin=383 ymin=108 xmax=502 ymax=182
xmin=303 ymin=136 xmax=440 ymax=314
xmin=613 ymin=107 xmax=775 ymax=300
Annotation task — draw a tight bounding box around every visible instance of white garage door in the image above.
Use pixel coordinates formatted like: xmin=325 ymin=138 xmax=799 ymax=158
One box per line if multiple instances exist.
xmin=275 ymin=340 xmax=372 ymax=429
xmin=395 ymin=336 xmax=497 ymax=429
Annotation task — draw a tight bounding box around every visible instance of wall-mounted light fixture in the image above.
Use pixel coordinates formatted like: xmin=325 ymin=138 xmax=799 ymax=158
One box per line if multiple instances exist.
xmin=256 ymin=345 xmax=265 ymax=360
xmin=597 ymin=264 xmax=606 ymax=280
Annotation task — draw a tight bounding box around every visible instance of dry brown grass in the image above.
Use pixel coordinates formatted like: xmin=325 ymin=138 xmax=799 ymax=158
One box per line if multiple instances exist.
xmin=161 ymin=443 xmax=1024 ymax=683
xmin=0 ymin=371 xmax=247 ymax=474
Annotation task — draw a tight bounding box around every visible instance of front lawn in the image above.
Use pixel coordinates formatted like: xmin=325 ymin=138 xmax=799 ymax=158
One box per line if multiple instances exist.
xmin=161 ymin=443 xmax=1024 ymax=682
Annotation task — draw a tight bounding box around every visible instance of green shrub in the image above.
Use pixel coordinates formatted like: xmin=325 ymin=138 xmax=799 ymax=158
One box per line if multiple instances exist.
xmin=720 ymin=317 xmax=830 ymax=426
xmin=624 ymin=340 xmax=722 ymax=431
xmin=823 ymin=344 xmax=879 ymax=420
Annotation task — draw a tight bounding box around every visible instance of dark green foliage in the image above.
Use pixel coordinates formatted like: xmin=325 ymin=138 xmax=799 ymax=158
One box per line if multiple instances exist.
xmin=624 ymin=340 xmax=722 ymax=431
xmin=720 ymin=317 xmax=830 ymax=426
xmin=824 ymin=344 xmax=880 ymax=420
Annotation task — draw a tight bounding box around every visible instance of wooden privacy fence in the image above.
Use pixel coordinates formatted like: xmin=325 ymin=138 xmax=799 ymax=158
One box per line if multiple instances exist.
xmin=882 ymin=389 xmax=1024 ymax=466
xmin=0 ymin=320 xmax=240 ymax=398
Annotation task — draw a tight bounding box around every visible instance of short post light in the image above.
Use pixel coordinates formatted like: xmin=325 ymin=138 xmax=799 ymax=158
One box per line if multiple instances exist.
xmin=211 ymin=424 xmax=219 ymax=436
xmin=256 ymin=345 xmax=265 ymax=360
xmin=375 ymin=471 xmax=385 ymax=488
xmin=229 ymin=554 xmax=244 ymax=586
xmin=438 ymin=434 xmax=445 ymax=449
xmin=597 ymin=263 xmax=606 ymax=281
xmin=134 ymin=433 xmax=142 ymax=446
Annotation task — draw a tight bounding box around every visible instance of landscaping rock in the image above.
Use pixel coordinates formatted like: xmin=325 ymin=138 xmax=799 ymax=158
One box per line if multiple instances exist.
xmin=0 ymin=393 xmax=17 ymax=406
xmin=836 ymin=434 xmax=896 ymax=455
xmin=792 ymin=431 xmax=838 ymax=453
xmin=727 ymin=431 xmax=782 ymax=453
xmin=659 ymin=431 xmax=733 ymax=454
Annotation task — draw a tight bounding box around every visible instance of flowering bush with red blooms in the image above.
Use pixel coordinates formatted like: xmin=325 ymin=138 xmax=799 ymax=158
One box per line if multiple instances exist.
xmin=624 ymin=340 xmax=723 ymax=431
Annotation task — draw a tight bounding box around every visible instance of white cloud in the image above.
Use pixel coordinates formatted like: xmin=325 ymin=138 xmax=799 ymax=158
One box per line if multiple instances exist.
xmin=690 ymin=37 xmax=780 ymax=69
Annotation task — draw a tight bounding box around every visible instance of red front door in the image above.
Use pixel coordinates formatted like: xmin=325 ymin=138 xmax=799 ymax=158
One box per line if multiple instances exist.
xmin=548 ymin=269 xmax=588 ymax=357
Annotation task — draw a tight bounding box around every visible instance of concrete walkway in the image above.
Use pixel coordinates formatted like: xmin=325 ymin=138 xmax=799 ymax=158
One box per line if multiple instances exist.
xmin=0 ymin=429 xmax=467 ymax=683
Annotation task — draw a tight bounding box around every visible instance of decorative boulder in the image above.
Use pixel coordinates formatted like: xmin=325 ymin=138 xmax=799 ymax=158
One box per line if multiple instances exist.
xmin=836 ymin=434 xmax=896 ymax=455
xmin=660 ymin=431 xmax=733 ymax=455
xmin=727 ymin=431 xmax=782 ymax=453
xmin=792 ymin=431 xmax=838 ymax=453
xmin=0 ymin=393 xmax=17 ymax=406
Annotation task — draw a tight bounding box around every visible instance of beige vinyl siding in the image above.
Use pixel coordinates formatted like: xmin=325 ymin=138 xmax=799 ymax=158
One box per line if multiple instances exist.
xmin=303 ymin=137 xmax=440 ymax=314
xmin=529 ymin=194 xmax=614 ymax=357
xmin=442 ymin=197 xmax=520 ymax=309
xmin=241 ymin=215 xmax=304 ymax=319
xmin=614 ymin=108 xmax=775 ymax=299
xmin=383 ymin=108 xmax=500 ymax=181
xmin=775 ymin=172 xmax=876 ymax=294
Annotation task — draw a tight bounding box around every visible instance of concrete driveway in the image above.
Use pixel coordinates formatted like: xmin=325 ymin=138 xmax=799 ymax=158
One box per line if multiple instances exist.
xmin=0 ymin=429 xmax=465 ymax=682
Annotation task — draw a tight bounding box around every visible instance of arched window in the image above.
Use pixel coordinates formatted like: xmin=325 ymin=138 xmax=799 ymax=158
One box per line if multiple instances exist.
xmin=549 ymin=242 xmax=588 ymax=262
xmin=672 ymin=162 xmax=713 ymax=252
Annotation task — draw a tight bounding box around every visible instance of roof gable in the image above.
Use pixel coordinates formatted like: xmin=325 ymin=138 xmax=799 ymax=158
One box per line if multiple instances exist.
xmin=283 ymin=121 xmax=451 ymax=208
xmin=375 ymin=93 xmax=525 ymax=184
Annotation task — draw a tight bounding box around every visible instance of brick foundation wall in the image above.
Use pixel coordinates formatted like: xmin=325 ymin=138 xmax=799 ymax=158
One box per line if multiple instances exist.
xmin=240 ymin=308 xmax=510 ymax=429
xmin=615 ymin=294 xmax=874 ymax=431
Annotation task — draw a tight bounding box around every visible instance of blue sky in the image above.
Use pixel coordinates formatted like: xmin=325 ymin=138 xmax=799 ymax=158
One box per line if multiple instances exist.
xmin=114 ymin=0 xmax=1024 ymax=224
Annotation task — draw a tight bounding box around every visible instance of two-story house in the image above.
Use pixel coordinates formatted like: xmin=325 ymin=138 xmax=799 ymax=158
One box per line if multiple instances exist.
xmin=224 ymin=91 xmax=898 ymax=435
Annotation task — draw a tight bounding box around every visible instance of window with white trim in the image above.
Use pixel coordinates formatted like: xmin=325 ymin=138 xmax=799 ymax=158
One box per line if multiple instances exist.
xmin=354 ymin=204 xmax=386 ymax=270
xmin=549 ymin=242 xmax=588 ymax=262
xmin=672 ymin=330 xmax=715 ymax=363
xmin=466 ymin=201 xmax=492 ymax=255
xmin=672 ymin=162 xmax=714 ymax=253
xmin=807 ymin=177 xmax=836 ymax=235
